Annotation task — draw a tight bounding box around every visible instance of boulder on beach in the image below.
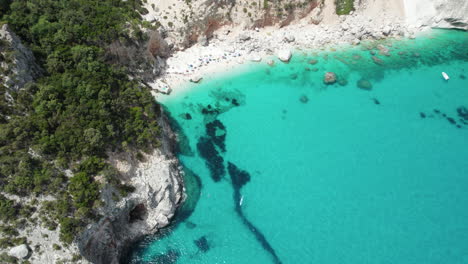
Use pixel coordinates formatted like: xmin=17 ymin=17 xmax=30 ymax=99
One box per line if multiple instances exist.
xmin=9 ymin=244 xmax=30 ymax=259
xmin=190 ymin=76 xmax=203 ymax=83
xmin=284 ymin=35 xmax=295 ymax=43
xmin=357 ymin=79 xmax=373 ymax=90
xmin=238 ymin=33 xmax=251 ymax=42
xmin=323 ymin=72 xmax=337 ymax=85
xmin=278 ymin=49 xmax=292 ymax=62
xmin=250 ymin=55 xmax=262 ymax=62
xmin=267 ymin=59 xmax=275 ymax=66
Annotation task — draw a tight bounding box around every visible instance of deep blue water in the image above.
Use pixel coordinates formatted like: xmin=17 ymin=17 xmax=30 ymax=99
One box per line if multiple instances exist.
xmin=127 ymin=29 xmax=468 ymax=264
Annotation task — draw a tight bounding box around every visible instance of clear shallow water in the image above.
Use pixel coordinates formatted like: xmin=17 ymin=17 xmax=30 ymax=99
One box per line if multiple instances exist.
xmin=127 ymin=30 xmax=468 ymax=264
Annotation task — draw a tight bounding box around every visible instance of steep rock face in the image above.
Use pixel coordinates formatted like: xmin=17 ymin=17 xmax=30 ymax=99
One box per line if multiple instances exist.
xmin=77 ymin=106 xmax=185 ymax=264
xmin=0 ymin=24 xmax=42 ymax=91
xmin=143 ymin=0 xmax=323 ymax=49
xmin=404 ymin=0 xmax=468 ymax=30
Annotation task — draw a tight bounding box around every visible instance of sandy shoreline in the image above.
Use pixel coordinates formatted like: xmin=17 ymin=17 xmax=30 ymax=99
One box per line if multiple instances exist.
xmin=150 ymin=0 xmax=425 ymax=102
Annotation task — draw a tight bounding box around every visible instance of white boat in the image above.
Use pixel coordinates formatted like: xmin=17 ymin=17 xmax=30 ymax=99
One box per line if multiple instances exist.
xmin=442 ymin=72 xmax=450 ymax=80
xmin=239 ymin=196 xmax=244 ymax=206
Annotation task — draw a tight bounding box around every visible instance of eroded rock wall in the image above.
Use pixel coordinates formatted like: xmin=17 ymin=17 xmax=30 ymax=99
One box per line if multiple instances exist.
xmin=404 ymin=0 xmax=468 ymax=30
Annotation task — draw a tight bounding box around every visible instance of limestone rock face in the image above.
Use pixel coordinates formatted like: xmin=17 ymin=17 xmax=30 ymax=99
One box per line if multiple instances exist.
xmin=77 ymin=106 xmax=184 ymax=264
xmin=404 ymin=0 xmax=468 ymax=30
xmin=0 ymin=24 xmax=42 ymax=91
xmin=8 ymin=244 xmax=30 ymax=259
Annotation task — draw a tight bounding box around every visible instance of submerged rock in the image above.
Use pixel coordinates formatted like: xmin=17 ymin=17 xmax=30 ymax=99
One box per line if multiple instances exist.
xmin=357 ymin=79 xmax=373 ymax=90
xmin=227 ymin=162 xmax=251 ymax=189
xmin=194 ymin=236 xmax=210 ymax=253
xmin=308 ymin=59 xmax=318 ymax=65
xmin=457 ymin=106 xmax=468 ymax=121
xmin=197 ymin=137 xmax=225 ymax=182
xmin=338 ymin=78 xmax=348 ymax=86
xmin=377 ymin=44 xmax=390 ymax=56
xmin=299 ymin=95 xmax=309 ymax=103
xmin=323 ymin=72 xmax=337 ymax=84
xmin=372 ymin=56 xmax=384 ymax=65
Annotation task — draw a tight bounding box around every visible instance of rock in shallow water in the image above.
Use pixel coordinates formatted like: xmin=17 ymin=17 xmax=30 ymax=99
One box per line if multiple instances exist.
xmin=323 ymin=72 xmax=337 ymax=84
xmin=194 ymin=236 xmax=210 ymax=253
xmin=357 ymin=79 xmax=373 ymax=90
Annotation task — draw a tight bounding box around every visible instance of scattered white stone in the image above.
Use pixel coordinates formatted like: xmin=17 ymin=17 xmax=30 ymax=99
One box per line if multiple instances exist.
xmin=250 ymin=55 xmax=262 ymax=62
xmin=8 ymin=244 xmax=30 ymax=259
xmin=277 ymin=49 xmax=292 ymax=62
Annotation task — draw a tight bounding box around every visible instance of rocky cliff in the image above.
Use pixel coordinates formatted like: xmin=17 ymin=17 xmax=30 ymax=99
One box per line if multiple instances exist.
xmin=77 ymin=106 xmax=185 ymax=264
xmin=403 ymin=0 xmax=468 ymax=30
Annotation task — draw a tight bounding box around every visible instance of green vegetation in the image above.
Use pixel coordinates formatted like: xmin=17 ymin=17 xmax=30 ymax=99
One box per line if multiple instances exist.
xmin=335 ymin=0 xmax=354 ymax=15
xmin=0 ymin=0 xmax=160 ymax=244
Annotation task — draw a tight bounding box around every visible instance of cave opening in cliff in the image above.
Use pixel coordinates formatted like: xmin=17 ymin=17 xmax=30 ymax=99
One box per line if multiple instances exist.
xmin=129 ymin=204 xmax=147 ymax=223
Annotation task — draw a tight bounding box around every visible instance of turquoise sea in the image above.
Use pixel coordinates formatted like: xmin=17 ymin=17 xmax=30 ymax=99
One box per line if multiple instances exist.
xmin=126 ymin=29 xmax=468 ymax=264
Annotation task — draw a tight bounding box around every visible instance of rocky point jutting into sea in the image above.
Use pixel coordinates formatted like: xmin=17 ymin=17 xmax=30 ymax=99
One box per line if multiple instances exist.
xmin=0 ymin=0 xmax=467 ymax=263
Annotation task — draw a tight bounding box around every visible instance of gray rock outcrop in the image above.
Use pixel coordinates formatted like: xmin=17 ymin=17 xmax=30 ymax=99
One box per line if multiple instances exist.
xmin=0 ymin=24 xmax=42 ymax=91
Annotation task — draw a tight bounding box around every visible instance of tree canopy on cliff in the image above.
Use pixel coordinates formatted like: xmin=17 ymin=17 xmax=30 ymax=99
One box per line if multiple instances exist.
xmin=0 ymin=0 xmax=159 ymax=245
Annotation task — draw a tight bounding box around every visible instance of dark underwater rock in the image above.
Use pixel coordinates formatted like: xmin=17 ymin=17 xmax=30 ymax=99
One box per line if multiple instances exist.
xmin=308 ymin=59 xmax=318 ymax=65
xmin=151 ymin=249 xmax=179 ymax=264
xmin=206 ymin=119 xmax=227 ymax=152
xmin=299 ymin=95 xmax=309 ymax=104
xmin=447 ymin=117 xmax=456 ymax=125
xmin=194 ymin=236 xmax=210 ymax=253
xmin=457 ymin=106 xmax=468 ymax=121
xmin=372 ymin=98 xmax=380 ymax=105
xmin=227 ymin=162 xmax=251 ymax=189
xmin=185 ymin=221 xmax=197 ymax=229
xmin=420 ymin=112 xmax=426 ymax=119
xmin=197 ymin=137 xmax=225 ymax=182
xmin=338 ymin=78 xmax=348 ymax=86
xmin=357 ymin=79 xmax=373 ymax=90
xmin=184 ymin=113 xmax=192 ymax=120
